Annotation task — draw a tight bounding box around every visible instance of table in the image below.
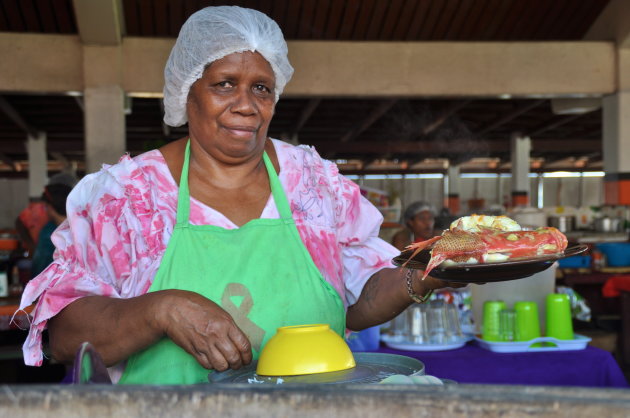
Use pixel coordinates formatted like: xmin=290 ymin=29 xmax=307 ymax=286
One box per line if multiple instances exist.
xmin=378 ymin=342 xmax=629 ymax=388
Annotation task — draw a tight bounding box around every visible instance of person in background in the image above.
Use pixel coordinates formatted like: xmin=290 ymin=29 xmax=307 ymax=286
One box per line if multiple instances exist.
xmin=392 ymin=201 xmax=437 ymax=251
xmin=30 ymin=184 xmax=73 ymax=279
xmin=15 ymin=201 xmax=48 ymax=257
xmin=14 ymin=172 xmax=78 ymax=258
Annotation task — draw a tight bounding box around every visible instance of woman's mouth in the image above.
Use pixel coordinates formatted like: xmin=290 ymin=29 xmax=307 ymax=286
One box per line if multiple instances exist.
xmin=224 ymin=125 xmax=257 ymax=138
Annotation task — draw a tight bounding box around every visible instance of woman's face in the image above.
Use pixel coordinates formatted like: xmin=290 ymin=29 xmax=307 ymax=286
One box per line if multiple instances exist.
xmin=186 ymin=51 xmax=276 ymax=163
xmin=407 ymin=210 xmax=435 ymax=241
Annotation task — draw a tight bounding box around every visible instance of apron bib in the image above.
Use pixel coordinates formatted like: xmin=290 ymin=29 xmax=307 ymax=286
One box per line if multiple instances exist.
xmin=119 ymin=141 xmax=345 ymax=384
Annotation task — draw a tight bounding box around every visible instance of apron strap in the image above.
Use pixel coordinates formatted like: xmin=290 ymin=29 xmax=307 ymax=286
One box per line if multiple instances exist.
xmin=176 ymin=140 xmax=192 ymax=225
xmin=176 ymin=140 xmax=292 ymax=225
xmin=262 ymin=152 xmax=293 ymax=220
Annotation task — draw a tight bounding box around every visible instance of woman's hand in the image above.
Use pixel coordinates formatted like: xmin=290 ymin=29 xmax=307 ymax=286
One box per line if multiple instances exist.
xmin=49 ymin=291 xmax=252 ymax=370
xmin=418 ymin=272 xmax=469 ymax=292
xmin=155 ymin=290 xmax=252 ymax=371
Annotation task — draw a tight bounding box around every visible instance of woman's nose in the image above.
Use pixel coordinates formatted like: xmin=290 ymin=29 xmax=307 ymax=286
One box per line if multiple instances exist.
xmin=231 ymin=87 xmax=257 ymax=115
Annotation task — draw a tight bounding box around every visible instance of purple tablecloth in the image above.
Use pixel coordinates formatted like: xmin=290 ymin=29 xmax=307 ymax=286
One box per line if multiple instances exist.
xmin=378 ymin=342 xmax=629 ymax=388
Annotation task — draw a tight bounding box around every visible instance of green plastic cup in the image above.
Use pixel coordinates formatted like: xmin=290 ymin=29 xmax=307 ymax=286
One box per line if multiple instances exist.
xmin=482 ymin=300 xmax=506 ymax=341
xmin=545 ymin=293 xmax=574 ymax=340
xmin=514 ymin=301 xmax=542 ymax=345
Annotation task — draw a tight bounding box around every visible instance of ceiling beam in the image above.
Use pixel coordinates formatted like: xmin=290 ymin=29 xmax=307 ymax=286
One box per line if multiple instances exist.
xmin=0 ymin=35 xmax=616 ymax=96
xmin=290 ymin=99 xmax=321 ymax=138
xmin=340 ymin=100 xmax=397 ymax=143
xmin=421 ymin=100 xmax=472 ymax=136
xmin=308 ymin=138 xmax=600 ymax=156
xmin=584 ymin=0 xmax=630 ymax=48
xmin=528 ymin=113 xmax=585 ymax=137
xmin=476 ymin=100 xmax=546 ymax=136
xmin=0 ymin=96 xmax=38 ymax=138
xmin=72 ymin=0 xmax=125 ymax=45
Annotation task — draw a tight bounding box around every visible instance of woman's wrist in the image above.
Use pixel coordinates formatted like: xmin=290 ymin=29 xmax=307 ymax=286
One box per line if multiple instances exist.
xmin=406 ymin=269 xmax=434 ymax=303
xmin=144 ymin=290 xmax=176 ymax=337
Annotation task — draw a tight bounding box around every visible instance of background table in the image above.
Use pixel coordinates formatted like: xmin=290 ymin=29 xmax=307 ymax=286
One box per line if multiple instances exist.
xmin=378 ymin=342 xmax=628 ymax=388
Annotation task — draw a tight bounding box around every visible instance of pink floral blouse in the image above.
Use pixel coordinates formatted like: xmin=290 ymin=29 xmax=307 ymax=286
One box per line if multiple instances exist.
xmin=19 ymin=139 xmax=398 ymax=367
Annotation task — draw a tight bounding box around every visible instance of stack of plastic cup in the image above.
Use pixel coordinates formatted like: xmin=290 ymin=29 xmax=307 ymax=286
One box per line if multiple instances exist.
xmin=406 ymin=304 xmax=430 ymax=344
xmin=391 ymin=308 xmax=408 ymax=339
xmin=445 ymin=303 xmax=464 ymax=343
xmin=498 ymin=309 xmax=516 ymax=342
xmin=546 ymin=293 xmax=574 ymax=340
xmin=482 ymin=300 xmax=506 ymax=341
xmin=427 ymin=300 xmax=448 ymax=344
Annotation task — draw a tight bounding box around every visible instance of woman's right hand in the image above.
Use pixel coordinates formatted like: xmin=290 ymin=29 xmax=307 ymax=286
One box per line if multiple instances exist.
xmin=154 ymin=289 xmax=252 ymax=371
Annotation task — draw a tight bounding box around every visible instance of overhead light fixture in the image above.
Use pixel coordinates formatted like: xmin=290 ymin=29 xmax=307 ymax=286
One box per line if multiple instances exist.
xmin=128 ymin=92 xmax=164 ymax=99
xmin=551 ymin=98 xmax=601 ymax=115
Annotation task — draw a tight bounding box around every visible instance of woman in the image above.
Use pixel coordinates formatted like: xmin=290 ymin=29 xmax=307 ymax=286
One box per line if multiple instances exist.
xmin=19 ymin=6 xmax=456 ymax=384
xmin=30 ymin=184 xmax=73 ymax=278
xmin=392 ymin=201 xmax=437 ymax=251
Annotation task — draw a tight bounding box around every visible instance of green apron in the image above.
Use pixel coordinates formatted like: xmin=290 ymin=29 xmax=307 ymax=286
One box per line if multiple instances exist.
xmin=119 ymin=141 xmax=345 ymax=384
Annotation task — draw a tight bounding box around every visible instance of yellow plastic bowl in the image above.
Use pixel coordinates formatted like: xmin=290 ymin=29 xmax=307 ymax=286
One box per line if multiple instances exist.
xmin=256 ymin=324 xmax=356 ymax=376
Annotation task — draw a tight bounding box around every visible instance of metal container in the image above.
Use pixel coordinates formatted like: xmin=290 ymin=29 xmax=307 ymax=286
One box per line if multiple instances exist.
xmin=593 ymin=216 xmax=623 ymax=233
xmin=511 ymin=207 xmax=547 ymax=229
xmin=548 ymin=215 xmax=575 ymax=233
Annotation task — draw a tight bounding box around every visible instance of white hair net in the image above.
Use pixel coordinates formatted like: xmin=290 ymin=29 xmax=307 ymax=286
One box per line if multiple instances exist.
xmin=403 ymin=201 xmax=436 ymax=223
xmin=163 ymin=6 xmax=294 ymax=127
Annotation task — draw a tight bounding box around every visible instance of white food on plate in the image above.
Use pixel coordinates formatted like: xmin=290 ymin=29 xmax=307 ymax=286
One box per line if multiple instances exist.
xmin=450 ymin=215 xmax=521 ymax=233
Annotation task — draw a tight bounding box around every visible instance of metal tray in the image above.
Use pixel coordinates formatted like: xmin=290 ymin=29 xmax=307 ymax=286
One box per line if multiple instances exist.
xmin=208 ymin=352 xmax=425 ymax=385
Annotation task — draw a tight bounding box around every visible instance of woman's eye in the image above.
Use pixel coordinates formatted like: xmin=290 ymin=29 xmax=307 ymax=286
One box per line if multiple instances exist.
xmin=254 ymin=84 xmax=271 ymax=94
xmin=216 ymin=81 xmax=233 ymax=89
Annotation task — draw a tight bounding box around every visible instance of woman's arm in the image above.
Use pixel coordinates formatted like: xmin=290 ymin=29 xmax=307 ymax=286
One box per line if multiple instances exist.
xmin=346 ymin=268 xmax=445 ymax=331
xmin=48 ymin=289 xmax=252 ymax=371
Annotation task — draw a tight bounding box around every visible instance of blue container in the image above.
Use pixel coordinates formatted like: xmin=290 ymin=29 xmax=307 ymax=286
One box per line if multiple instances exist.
xmin=346 ymin=325 xmax=380 ymax=352
xmin=557 ymin=255 xmax=592 ymax=269
xmin=596 ymin=243 xmax=630 ymax=267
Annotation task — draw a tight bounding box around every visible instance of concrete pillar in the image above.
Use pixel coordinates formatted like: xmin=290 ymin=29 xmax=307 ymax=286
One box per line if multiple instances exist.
xmin=27 ymin=132 xmax=47 ymax=199
xmin=495 ymin=174 xmax=502 ymax=207
xmin=446 ymin=164 xmax=460 ymax=215
xmin=84 ymin=85 xmax=126 ymax=173
xmin=603 ymin=91 xmax=630 ymax=205
xmin=510 ymin=133 xmax=531 ymax=207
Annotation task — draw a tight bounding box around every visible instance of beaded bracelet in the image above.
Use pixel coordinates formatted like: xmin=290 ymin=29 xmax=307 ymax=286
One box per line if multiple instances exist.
xmin=405 ymin=268 xmax=433 ymax=304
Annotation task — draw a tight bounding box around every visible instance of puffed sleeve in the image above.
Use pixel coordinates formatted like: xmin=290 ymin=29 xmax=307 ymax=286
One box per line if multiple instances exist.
xmin=324 ymin=161 xmax=399 ymax=306
xmin=18 ymin=155 xmax=170 ymax=366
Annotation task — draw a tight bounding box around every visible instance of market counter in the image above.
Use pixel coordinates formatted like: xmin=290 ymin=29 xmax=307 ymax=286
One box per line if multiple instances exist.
xmin=2 ymin=383 xmax=630 ymax=417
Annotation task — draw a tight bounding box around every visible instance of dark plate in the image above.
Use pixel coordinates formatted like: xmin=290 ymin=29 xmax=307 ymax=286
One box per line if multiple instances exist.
xmin=391 ymin=244 xmax=588 ymax=283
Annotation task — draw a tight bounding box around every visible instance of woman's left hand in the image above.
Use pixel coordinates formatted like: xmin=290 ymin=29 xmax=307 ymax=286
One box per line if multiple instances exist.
xmin=420 ymin=273 xmax=469 ymax=292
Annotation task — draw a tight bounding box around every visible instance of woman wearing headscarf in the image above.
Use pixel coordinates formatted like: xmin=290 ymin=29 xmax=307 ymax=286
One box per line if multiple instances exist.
xmin=392 ymin=201 xmax=437 ymax=251
xmin=19 ymin=6 xmax=456 ymax=384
